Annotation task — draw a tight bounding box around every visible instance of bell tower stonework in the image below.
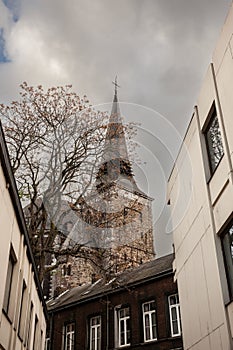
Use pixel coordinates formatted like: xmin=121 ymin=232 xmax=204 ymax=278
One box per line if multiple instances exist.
xmin=52 ymin=82 xmax=155 ymax=296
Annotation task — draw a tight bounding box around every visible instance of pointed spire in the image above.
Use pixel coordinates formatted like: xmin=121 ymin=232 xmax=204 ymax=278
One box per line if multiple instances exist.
xmin=96 ymin=78 xmax=134 ymax=185
xmin=108 ymin=76 xmax=121 ymax=125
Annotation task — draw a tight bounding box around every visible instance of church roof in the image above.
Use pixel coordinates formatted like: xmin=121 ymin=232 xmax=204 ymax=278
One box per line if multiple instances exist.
xmin=47 ymin=253 xmax=174 ymax=311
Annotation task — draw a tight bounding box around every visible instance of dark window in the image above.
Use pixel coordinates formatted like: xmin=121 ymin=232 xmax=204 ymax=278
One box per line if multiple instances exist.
xmin=3 ymin=248 xmax=16 ymax=315
xmin=204 ymin=104 xmax=224 ymax=174
xmin=32 ymin=315 xmax=38 ymax=350
xmin=18 ymin=280 xmax=27 ymax=339
xmin=67 ymin=264 xmax=71 ymax=276
xmin=26 ymin=303 xmax=33 ymax=349
xmin=222 ymin=221 xmax=233 ymax=300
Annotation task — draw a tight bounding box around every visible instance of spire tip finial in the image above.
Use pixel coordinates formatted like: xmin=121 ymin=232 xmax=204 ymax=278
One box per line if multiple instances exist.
xmin=112 ymin=76 xmax=120 ymax=98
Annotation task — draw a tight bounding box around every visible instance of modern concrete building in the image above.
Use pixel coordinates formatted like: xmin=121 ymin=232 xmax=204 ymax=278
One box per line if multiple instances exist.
xmin=47 ymin=254 xmax=183 ymax=350
xmin=167 ymin=4 xmax=233 ymax=350
xmin=0 ymin=122 xmax=47 ymax=350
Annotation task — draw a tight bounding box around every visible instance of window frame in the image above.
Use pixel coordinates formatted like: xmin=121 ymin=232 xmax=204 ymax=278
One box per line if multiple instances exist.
xmin=204 ymin=102 xmax=224 ymax=176
xmin=26 ymin=302 xmax=34 ymax=349
xmin=89 ymin=315 xmax=101 ymax=350
xmin=32 ymin=315 xmax=39 ymax=350
xmin=115 ymin=306 xmax=131 ymax=348
xmin=142 ymin=300 xmax=157 ymax=342
xmin=221 ymin=220 xmax=233 ymax=301
xmin=64 ymin=322 xmax=75 ymax=350
xmin=18 ymin=280 xmax=27 ymax=341
xmin=168 ymin=293 xmax=182 ymax=337
xmin=3 ymin=247 xmax=17 ymax=317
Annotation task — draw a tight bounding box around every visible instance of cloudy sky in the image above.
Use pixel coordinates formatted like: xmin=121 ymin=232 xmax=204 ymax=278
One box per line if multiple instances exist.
xmin=0 ymin=0 xmax=231 ymax=256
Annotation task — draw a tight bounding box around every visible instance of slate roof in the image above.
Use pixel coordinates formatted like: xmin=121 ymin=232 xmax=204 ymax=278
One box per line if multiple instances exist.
xmin=47 ymin=253 xmax=174 ymax=312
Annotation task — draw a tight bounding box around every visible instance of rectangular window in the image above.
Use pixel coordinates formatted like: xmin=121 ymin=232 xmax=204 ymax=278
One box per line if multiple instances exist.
xmin=142 ymin=301 xmax=157 ymax=342
xmin=26 ymin=302 xmax=33 ymax=349
xmin=222 ymin=221 xmax=233 ymax=300
xmin=117 ymin=307 xmax=130 ymax=347
xmin=3 ymin=248 xmax=16 ymax=315
xmin=64 ymin=323 xmax=75 ymax=350
xmin=168 ymin=294 xmax=182 ymax=337
xmin=90 ymin=316 xmax=101 ymax=350
xmin=204 ymin=104 xmax=224 ymax=174
xmin=33 ymin=315 xmax=39 ymax=350
xmin=45 ymin=337 xmax=50 ymax=350
xmin=18 ymin=280 xmax=27 ymax=340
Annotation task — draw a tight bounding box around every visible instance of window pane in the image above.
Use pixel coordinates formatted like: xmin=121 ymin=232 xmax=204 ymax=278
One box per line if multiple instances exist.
xmin=222 ymin=224 xmax=233 ymax=299
xmin=145 ymin=326 xmax=150 ymax=340
xmin=145 ymin=314 xmax=150 ymax=327
xmin=65 ymin=323 xmax=75 ymax=350
xmin=205 ymin=109 xmax=224 ymax=173
xmin=169 ymin=295 xmax=177 ymax=305
xmin=118 ymin=308 xmax=130 ymax=346
xmin=152 ymin=324 xmax=157 ymax=339
xmin=3 ymin=255 xmax=14 ymax=313
xmin=171 ymin=307 xmax=177 ymax=321
xmin=151 ymin=312 xmax=156 ymax=326
xmin=169 ymin=294 xmax=181 ymax=337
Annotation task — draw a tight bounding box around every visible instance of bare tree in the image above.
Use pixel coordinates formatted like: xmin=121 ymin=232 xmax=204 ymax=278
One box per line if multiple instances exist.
xmin=0 ymin=82 xmax=109 ymax=282
xmin=0 ymin=83 xmax=154 ymax=296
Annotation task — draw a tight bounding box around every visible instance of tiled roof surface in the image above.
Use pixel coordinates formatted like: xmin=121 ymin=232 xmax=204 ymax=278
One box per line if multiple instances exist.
xmin=47 ymin=253 xmax=174 ymax=311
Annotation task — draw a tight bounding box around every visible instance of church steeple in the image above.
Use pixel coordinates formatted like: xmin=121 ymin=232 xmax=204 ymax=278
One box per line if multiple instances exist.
xmin=97 ymin=77 xmax=134 ymax=185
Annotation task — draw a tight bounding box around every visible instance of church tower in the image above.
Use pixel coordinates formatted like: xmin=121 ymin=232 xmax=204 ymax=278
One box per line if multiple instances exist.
xmin=53 ymin=81 xmax=155 ymax=295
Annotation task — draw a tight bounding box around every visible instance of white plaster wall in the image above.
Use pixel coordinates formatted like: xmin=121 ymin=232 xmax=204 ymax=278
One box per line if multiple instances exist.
xmin=0 ymin=159 xmax=46 ymax=350
xmin=168 ymin=4 xmax=233 ymax=349
xmin=168 ymin=113 xmax=231 ymax=349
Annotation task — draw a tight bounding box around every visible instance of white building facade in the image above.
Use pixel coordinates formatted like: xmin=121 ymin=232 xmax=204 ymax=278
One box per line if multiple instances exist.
xmin=0 ymin=122 xmax=47 ymax=350
xmin=167 ymin=4 xmax=233 ymax=350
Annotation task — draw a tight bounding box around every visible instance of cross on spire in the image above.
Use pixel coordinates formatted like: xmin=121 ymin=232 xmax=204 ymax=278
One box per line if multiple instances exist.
xmin=112 ymin=76 xmax=120 ymax=98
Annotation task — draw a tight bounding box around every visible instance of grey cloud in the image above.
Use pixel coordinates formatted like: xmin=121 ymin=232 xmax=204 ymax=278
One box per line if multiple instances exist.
xmin=0 ymin=0 xmax=230 ymax=256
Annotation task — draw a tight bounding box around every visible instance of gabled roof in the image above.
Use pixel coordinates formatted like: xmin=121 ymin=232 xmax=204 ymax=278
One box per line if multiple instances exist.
xmin=47 ymin=253 xmax=174 ymax=312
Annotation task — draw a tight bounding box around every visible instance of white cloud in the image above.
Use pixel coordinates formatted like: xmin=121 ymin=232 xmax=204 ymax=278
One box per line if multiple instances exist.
xmin=0 ymin=0 xmax=231 ymax=255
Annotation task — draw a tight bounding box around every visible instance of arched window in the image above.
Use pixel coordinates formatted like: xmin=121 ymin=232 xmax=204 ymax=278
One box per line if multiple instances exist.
xmin=67 ymin=264 xmax=71 ymax=276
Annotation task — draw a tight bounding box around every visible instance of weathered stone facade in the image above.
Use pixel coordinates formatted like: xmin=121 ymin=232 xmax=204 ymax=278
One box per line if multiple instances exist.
xmin=52 ymin=88 xmax=155 ymax=296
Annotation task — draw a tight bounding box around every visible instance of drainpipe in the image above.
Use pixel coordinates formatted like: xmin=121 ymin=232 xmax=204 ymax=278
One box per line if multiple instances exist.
xmin=49 ymin=311 xmax=54 ymax=350
xmin=106 ymin=295 xmax=109 ymax=350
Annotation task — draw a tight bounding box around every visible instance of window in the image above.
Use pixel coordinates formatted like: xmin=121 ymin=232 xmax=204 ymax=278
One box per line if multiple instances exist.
xmin=45 ymin=337 xmax=50 ymax=350
xmin=3 ymin=248 xmax=16 ymax=315
xmin=32 ymin=315 xmax=39 ymax=350
xmin=116 ymin=307 xmax=130 ymax=347
xmin=64 ymin=323 xmax=75 ymax=350
xmin=26 ymin=302 xmax=33 ymax=349
xmin=168 ymin=294 xmax=181 ymax=337
xmin=18 ymin=280 xmax=27 ymax=340
xmin=222 ymin=221 xmax=233 ymax=300
xmin=204 ymin=104 xmax=224 ymax=174
xmin=142 ymin=301 xmax=157 ymax=342
xmin=89 ymin=316 xmax=101 ymax=350
xmin=67 ymin=264 xmax=71 ymax=276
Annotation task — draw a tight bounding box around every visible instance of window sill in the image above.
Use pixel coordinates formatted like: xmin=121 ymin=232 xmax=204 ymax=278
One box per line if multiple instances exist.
xmin=2 ymin=308 xmax=13 ymax=324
